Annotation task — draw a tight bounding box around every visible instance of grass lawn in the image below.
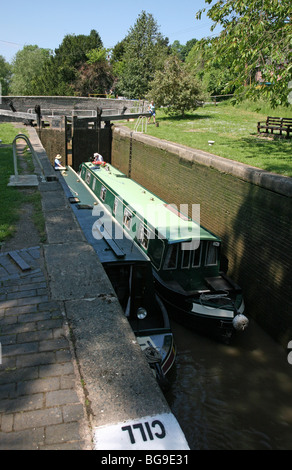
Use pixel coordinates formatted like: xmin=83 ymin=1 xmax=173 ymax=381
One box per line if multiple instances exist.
xmin=0 ymin=123 xmax=45 ymax=244
xmin=123 ymin=101 xmax=292 ymax=177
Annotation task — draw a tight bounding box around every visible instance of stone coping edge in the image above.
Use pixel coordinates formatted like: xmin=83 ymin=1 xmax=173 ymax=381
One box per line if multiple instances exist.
xmin=114 ymin=125 xmax=292 ymax=198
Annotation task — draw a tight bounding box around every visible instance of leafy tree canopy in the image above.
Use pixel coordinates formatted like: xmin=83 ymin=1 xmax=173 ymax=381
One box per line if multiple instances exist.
xmin=197 ymin=0 xmax=292 ymax=106
xmin=171 ymin=38 xmax=198 ymax=61
xmin=32 ymin=30 xmax=105 ymax=96
xmin=72 ymin=47 xmax=114 ymax=96
xmin=54 ymin=29 xmax=103 ymax=68
xmin=186 ymin=38 xmax=236 ymax=96
xmin=0 ymin=55 xmax=12 ymax=95
xmin=10 ymin=45 xmax=52 ymax=95
xmin=117 ymin=11 xmax=170 ymax=98
xmin=147 ymin=55 xmax=202 ymax=116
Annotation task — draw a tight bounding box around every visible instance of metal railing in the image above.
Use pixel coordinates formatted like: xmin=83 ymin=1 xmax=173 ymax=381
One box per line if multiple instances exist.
xmin=27 ymin=104 xmax=149 ymax=118
xmin=27 ymin=108 xmax=97 ymax=118
xmin=134 ymin=116 xmax=148 ymax=133
xmin=12 ymin=134 xmax=46 ymax=183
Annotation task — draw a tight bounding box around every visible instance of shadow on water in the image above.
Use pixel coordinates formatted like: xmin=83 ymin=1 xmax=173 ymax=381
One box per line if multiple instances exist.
xmin=165 ymin=171 xmax=292 ymax=450
xmin=165 ymin=319 xmax=292 ymax=450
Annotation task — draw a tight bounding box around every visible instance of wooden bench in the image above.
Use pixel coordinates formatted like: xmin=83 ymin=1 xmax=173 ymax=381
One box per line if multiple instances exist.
xmin=257 ymin=116 xmax=292 ymax=138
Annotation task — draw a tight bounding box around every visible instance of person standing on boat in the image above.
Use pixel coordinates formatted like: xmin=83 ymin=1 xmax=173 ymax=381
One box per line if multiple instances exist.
xmin=148 ymin=101 xmax=156 ymax=124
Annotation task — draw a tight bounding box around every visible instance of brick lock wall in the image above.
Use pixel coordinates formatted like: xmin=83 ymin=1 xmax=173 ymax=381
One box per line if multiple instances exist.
xmin=112 ymin=130 xmax=292 ymax=347
xmin=37 ymin=129 xmax=66 ymax=166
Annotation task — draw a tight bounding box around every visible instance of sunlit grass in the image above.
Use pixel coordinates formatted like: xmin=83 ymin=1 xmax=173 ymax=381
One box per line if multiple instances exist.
xmin=123 ymin=101 xmax=292 ymax=177
xmin=0 ymin=123 xmax=45 ymax=244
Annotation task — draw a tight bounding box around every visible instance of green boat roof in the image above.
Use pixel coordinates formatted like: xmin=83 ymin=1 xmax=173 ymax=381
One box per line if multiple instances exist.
xmin=83 ymin=162 xmax=220 ymax=244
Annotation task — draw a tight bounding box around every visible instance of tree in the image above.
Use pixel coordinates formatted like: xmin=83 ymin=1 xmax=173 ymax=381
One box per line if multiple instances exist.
xmin=53 ymin=30 xmax=103 ymax=69
xmin=197 ymin=0 xmax=292 ymax=106
xmin=186 ymin=38 xmax=236 ymax=97
xmin=10 ymin=46 xmax=51 ymax=95
xmin=147 ymin=55 xmax=202 ymax=116
xmin=0 ymin=55 xmax=12 ymax=95
xmin=33 ymin=30 xmax=104 ymax=96
xmin=171 ymin=38 xmax=198 ymax=61
xmin=117 ymin=11 xmax=170 ymax=98
xmin=73 ymin=48 xmax=114 ymax=96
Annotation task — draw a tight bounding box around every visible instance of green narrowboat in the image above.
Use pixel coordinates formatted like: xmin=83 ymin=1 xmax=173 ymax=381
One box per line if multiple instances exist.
xmin=79 ymin=161 xmax=248 ymax=342
xmin=60 ymin=165 xmax=176 ymax=388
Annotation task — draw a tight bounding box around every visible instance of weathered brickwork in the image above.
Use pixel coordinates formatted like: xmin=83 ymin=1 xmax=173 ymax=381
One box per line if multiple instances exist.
xmin=112 ymin=129 xmax=292 ymax=347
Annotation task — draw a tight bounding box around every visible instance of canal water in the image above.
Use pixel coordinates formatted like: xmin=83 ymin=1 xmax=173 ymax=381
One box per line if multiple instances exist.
xmin=165 ymin=318 xmax=292 ymax=450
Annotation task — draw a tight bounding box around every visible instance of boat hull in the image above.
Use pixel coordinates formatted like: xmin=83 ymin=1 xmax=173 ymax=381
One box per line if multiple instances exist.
xmin=76 ymin=161 xmax=248 ymax=343
xmin=60 ymin=166 xmax=176 ymax=383
xmin=153 ymin=276 xmax=247 ymax=343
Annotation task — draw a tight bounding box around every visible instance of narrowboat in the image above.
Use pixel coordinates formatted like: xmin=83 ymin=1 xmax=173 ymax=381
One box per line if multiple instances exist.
xmin=60 ymin=165 xmax=176 ymax=388
xmin=78 ymin=161 xmax=249 ymax=343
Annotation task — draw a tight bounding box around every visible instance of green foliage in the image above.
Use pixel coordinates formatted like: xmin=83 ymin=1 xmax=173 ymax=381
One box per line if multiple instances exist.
xmin=147 ymin=55 xmax=202 ymax=116
xmin=197 ymin=0 xmax=292 ymax=106
xmin=124 ymin=101 xmax=292 ymax=176
xmin=0 ymin=125 xmax=25 ymax=241
xmin=186 ymin=39 xmax=236 ymax=96
xmin=116 ymin=11 xmax=169 ymax=98
xmin=54 ymin=29 xmax=103 ymax=69
xmin=10 ymin=46 xmax=51 ymax=95
xmin=0 ymin=55 xmax=12 ymax=95
xmin=171 ymin=39 xmax=198 ymax=61
xmin=33 ymin=30 xmax=104 ymax=96
xmin=73 ymin=48 xmax=114 ymax=96
xmin=0 ymin=124 xmax=45 ymax=243
xmin=86 ymin=48 xmax=109 ymax=65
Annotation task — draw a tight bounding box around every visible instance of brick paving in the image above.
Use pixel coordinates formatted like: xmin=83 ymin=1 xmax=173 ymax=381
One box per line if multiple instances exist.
xmin=0 ymin=247 xmax=91 ymax=450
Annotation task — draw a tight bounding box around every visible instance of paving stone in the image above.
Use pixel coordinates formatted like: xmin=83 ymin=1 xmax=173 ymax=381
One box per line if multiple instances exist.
xmin=39 ymin=362 xmax=74 ymax=378
xmin=0 ymin=366 xmax=39 ymax=386
xmin=0 ymin=428 xmax=45 ymax=450
xmin=0 ymin=413 xmax=13 ymax=432
xmin=17 ymin=377 xmax=60 ymax=396
xmin=16 ymin=352 xmax=56 ymax=368
xmin=45 ymin=422 xmax=81 ymax=445
xmin=0 ymin=393 xmax=44 ymax=413
xmin=14 ymin=407 xmax=63 ymax=431
xmin=0 ymin=383 xmax=16 ymax=400
xmin=0 ymin=207 xmax=96 ymax=448
xmin=4 ymin=341 xmax=39 ymax=358
xmin=46 ymin=389 xmax=80 ymax=407
xmin=38 ymin=338 xmax=69 ymax=352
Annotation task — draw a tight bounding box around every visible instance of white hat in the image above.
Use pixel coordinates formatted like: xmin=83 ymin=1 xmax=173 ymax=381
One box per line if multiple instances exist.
xmin=56 ymin=154 xmax=62 ymax=159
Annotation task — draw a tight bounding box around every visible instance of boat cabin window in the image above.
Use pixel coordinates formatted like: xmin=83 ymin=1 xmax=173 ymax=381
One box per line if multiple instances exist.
xmin=181 ymin=247 xmax=191 ymax=269
xmin=113 ymin=197 xmax=118 ymax=215
xmin=192 ymin=245 xmax=202 ymax=267
xmin=205 ymin=241 xmax=219 ymax=266
xmin=92 ymin=178 xmax=96 ymax=191
xmin=100 ymin=186 xmax=107 ymax=202
xmin=123 ymin=208 xmax=133 ymax=230
xmin=85 ymin=170 xmax=91 ymax=185
xmin=163 ymin=244 xmax=179 ymax=270
xmin=137 ymin=223 xmax=150 ymax=250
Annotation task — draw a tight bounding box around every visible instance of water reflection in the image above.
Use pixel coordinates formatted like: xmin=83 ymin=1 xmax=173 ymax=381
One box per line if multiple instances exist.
xmin=165 ymin=319 xmax=292 ymax=450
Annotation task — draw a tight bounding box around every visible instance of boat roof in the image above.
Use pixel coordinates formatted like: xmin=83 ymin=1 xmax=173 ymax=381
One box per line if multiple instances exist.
xmin=83 ymin=162 xmax=219 ymax=244
xmin=60 ymin=166 xmax=149 ymax=264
